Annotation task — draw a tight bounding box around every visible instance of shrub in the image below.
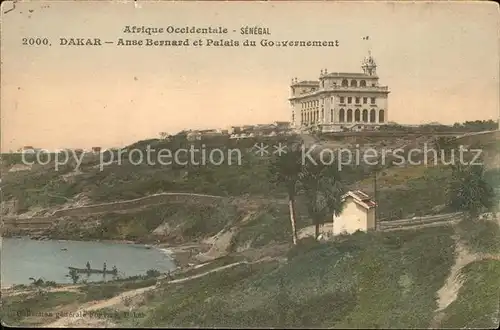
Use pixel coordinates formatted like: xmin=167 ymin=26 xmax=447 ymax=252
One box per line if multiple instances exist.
xmin=146 ymin=269 xmax=161 ymax=278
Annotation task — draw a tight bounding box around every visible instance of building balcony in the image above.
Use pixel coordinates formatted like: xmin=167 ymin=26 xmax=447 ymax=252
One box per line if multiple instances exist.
xmin=330 ymin=85 xmax=389 ymax=92
xmin=290 ymin=85 xmax=389 ymax=100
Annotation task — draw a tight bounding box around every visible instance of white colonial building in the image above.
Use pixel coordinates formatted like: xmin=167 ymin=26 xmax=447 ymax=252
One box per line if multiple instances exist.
xmin=289 ymin=52 xmax=390 ymax=132
xmin=332 ymin=190 xmax=377 ymax=236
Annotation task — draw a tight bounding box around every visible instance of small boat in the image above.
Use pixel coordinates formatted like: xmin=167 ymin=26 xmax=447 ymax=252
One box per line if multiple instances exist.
xmin=61 ymin=248 xmax=67 ymax=251
xmin=67 ymin=267 xmax=118 ymax=275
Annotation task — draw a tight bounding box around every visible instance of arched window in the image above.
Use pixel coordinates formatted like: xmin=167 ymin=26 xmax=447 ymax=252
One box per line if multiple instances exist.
xmin=360 ymin=80 xmax=366 ymax=87
xmin=362 ymin=110 xmax=368 ymax=122
xmin=341 ymin=79 xmax=348 ymax=87
xmin=347 ymin=109 xmax=353 ymax=123
xmin=354 ymin=109 xmax=361 ymax=122
xmin=379 ymin=109 xmax=385 ymax=123
xmin=350 ymin=80 xmax=357 ymax=87
xmin=370 ymin=109 xmax=376 ymax=123
xmin=339 ymin=109 xmax=345 ymax=122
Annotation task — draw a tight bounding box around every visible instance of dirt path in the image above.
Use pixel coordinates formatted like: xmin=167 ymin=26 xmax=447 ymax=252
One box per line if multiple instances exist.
xmin=44 ymin=261 xmax=250 ymax=328
xmin=429 ymin=232 xmax=500 ymax=328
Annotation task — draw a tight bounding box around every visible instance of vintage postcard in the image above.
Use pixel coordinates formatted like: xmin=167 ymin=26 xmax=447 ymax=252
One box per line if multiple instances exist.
xmin=1 ymin=0 xmax=499 ymax=328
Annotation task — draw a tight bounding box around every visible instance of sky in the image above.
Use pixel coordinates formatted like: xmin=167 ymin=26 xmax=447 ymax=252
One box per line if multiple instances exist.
xmin=1 ymin=1 xmax=499 ymax=150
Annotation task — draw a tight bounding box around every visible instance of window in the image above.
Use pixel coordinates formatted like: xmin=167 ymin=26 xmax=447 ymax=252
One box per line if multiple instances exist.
xmin=362 ymin=110 xmax=368 ymax=122
xmin=355 ymin=97 xmax=360 ymax=104
xmin=350 ymin=80 xmax=357 ymax=87
xmin=342 ymin=79 xmax=348 ymax=87
xmin=372 ymin=83 xmax=376 ymax=87
xmin=339 ymin=109 xmax=345 ymax=122
xmin=331 ymin=109 xmax=334 ymax=122
xmin=363 ymin=97 xmax=367 ymax=104
xmin=347 ymin=97 xmax=352 ymax=104
xmin=340 ymin=96 xmax=345 ymax=103
xmin=360 ymin=80 xmax=366 ymax=87
xmin=370 ymin=109 xmax=376 ymax=123
xmin=347 ymin=109 xmax=353 ymax=122
xmin=379 ymin=109 xmax=385 ymax=123
xmin=371 ymin=97 xmax=376 ymax=104
xmin=354 ymin=109 xmax=360 ymax=122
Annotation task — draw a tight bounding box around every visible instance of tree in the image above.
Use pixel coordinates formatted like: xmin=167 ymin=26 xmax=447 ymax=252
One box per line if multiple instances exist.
xmin=447 ymin=162 xmax=495 ymax=218
xmin=269 ymin=142 xmax=304 ymax=245
xmin=301 ymin=159 xmax=345 ymax=239
xmin=29 ymin=277 xmax=45 ymax=295
xmin=29 ymin=277 xmax=44 ymax=287
xmin=68 ymin=269 xmax=80 ymax=284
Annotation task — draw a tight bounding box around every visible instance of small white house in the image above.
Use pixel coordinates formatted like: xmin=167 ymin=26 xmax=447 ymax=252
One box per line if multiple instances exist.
xmin=332 ymin=190 xmax=376 ymax=236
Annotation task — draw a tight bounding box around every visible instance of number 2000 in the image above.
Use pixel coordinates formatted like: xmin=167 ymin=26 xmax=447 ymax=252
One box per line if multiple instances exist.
xmin=22 ymin=38 xmax=50 ymax=46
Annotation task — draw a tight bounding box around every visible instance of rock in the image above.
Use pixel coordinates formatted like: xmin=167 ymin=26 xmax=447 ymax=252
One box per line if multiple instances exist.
xmin=152 ymin=221 xmax=172 ymax=236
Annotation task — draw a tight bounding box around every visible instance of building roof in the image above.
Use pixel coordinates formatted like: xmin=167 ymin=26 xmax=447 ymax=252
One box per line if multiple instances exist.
xmin=342 ymin=190 xmax=376 ymax=209
xmin=292 ymin=80 xmax=320 ymax=86
xmin=323 ymin=72 xmax=377 ymax=78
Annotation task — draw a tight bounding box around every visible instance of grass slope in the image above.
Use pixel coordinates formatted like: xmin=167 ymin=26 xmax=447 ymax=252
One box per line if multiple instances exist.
xmin=439 ymin=260 xmax=500 ymax=329
xmin=111 ymin=226 xmax=456 ymax=328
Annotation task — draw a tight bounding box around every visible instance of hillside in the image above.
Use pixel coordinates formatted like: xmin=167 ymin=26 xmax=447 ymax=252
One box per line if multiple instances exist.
xmin=1 ymin=132 xmax=499 ymax=328
xmin=3 ymin=219 xmax=499 ymax=328
xmin=2 ymin=133 xmax=499 ymax=248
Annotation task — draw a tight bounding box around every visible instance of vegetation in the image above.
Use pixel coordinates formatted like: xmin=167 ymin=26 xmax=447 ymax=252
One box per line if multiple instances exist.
xmin=229 ymin=203 xmax=310 ymax=251
xmin=301 ymin=159 xmax=345 ymax=238
xmin=118 ymin=226 xmax=456 ymax=328
xmin=439 ymin=260 xmax=500 ymax=329
xmin=456 ymin=218 xmax=500 ymax=254
xmin=28 ymin=277 xmax=57 ymax=288
xmin=451 ymin=119 xmax=498 ymax=132
xmin=48 ymin=201 xmax=239 ymax=243
xmin=68 ymin=269 xmax=80 ymax=284
xmin=447 ymin=162 xmax=495 ymax=217
xmin=1 ymin=291 xmax=82 ymax=326
xmin=268 ymin=143 xmax=304 ymax=245
xmin=1 ymin=269 xmax=162 ymax=326
xmin=377 ymin=119 xmax=497 ymax=132
xmin=2 ymin=128 xmax=499 ymax=328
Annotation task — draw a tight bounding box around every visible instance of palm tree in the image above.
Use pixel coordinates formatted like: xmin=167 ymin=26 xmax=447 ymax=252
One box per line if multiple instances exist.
xmin=29 ymin=277 xmax=44 ymax=286
xmin=301 ymin=160 xmax=345 ymax=239
xmin=269 ymin=142 xmax=304 ymax=245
